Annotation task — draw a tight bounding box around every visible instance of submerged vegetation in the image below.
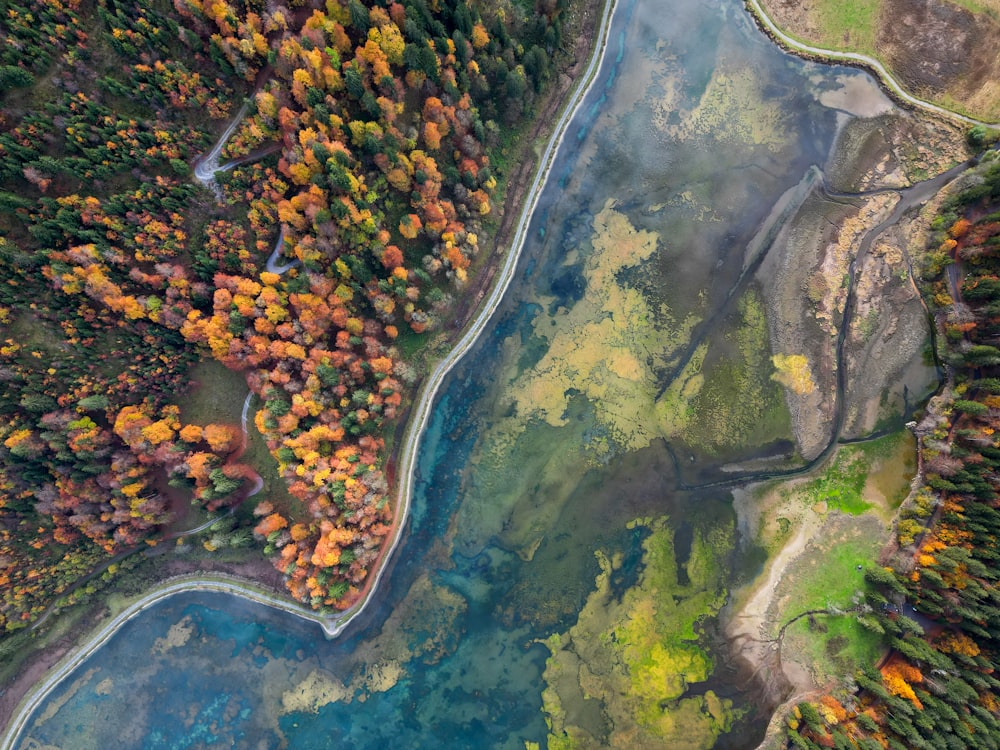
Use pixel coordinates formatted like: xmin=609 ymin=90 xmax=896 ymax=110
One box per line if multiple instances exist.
xmin=507 ymin=202 xmax=694 ymax=457
xmin=541 ymin=517 xmax=739 ymax=748
xmin=658 ymin=288 xmax=791 ymax=456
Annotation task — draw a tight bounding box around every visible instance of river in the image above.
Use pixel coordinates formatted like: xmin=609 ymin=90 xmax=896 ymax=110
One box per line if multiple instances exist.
xmin=9 ymin=0 xmax=943 ymax=746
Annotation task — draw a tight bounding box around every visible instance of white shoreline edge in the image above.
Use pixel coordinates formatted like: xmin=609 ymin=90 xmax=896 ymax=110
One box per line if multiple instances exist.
xmin=744 ymin=0 xmax=1000 ymax=129
xmin=0 ymin=0 xmax=618 ymax=745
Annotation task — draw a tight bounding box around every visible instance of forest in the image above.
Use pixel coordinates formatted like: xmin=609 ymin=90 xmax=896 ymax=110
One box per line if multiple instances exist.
xmin=0 ymin=0 xmax=566 ymax=629
xmin=783 ymin=157 xmax=1000 ymax=749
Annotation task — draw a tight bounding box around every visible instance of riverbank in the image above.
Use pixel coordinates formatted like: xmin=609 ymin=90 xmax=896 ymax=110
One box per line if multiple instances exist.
xmin=0 ymin=0 xmax=618 ymax=742
xmin=743 ymin=0 xmax=1000 ymax=128
xmin=726 ymin=433 xmax=917 ymax=723
xmin=329 ymin=0 xmax=619 ymax=639
xmin=717 ymin=25 xmax=979 ymax=730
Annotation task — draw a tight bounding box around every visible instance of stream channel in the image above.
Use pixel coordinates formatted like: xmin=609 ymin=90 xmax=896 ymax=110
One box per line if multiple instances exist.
xmin=11 ymin=0 xmax=958 ymax=746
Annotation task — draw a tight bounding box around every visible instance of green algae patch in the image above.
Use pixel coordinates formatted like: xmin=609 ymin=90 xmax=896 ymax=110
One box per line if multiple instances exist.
xmin=657 ymin=289 xmax=791 ymax=455
xmin=509 ymin=201 xmax=698 ymax=456
xmin=784 ymin=435 xmax=910 ymax=517
xmin=151 ymin=615 xmax=195 ymax=655
xmin=368 ymin=572 xmax=469 ymax=667
xmin=450 ymin=200 xmax=708 ymax=560
xmin=450 ymin=203 xmax=706 ymax=564
xmin=453 ymin=396 xmax=595 ymax=561
xmin=666 ymin=66 xmax=788 ymax=151
xmin=540 ymin=518 xmax=739 ymax=748
xmin=281 ymin=670 xmax=353 ymax=714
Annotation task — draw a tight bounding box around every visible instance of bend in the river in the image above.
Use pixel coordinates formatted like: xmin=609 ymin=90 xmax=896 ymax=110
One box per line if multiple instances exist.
xmin=744 ymin=0 xmax=1000 ymax=129
xmin=1 ymin=576 xmax=342 ymax=750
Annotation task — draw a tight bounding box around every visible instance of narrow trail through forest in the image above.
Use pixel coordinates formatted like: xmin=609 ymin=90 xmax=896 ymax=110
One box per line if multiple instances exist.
xmin=20 ymin=102 xmax=296 ymax=648
xmin=192 ymin=102 xmax=250 ymax=196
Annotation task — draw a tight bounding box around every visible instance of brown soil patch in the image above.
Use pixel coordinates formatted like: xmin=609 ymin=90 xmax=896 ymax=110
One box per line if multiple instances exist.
xmin=875 ymin=0 xmax=1000 ymax=117
xmin=763 ymin=0 xmax=823 ymax=42
xmin=877 ymin=0 xmax=976 ymax=95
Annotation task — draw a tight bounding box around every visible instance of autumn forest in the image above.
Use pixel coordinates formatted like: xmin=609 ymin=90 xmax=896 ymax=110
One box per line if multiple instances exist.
xmin=0 ymin=0 xmax=565 ymax=629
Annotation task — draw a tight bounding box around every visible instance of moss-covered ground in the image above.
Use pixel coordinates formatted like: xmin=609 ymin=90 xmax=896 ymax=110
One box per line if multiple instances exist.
xmin=735 ymin=432 xmax=915 ymax=687
xmin=179 ymin=360 xmax=247 ymax=426
xmin=804 ymin=0 xmax=881 ymax=52
xmin=776 ymin=431 xmax=914 ymax=521
xmin=775 ymin=516 xmax=887 ymax=683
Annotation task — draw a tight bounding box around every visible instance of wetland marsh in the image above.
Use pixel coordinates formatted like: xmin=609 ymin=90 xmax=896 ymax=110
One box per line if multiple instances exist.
xmin=9 ymin=0 xmax=965 ymax=746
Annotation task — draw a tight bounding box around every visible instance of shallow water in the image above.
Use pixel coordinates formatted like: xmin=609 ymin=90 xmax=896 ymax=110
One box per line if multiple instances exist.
xmin=16 ymin=0 xmax=889 ymax=746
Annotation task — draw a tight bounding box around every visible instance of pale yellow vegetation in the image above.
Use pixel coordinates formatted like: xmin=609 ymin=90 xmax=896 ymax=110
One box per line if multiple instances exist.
xmin=771 ymin=353 xmax=816 ymax=395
